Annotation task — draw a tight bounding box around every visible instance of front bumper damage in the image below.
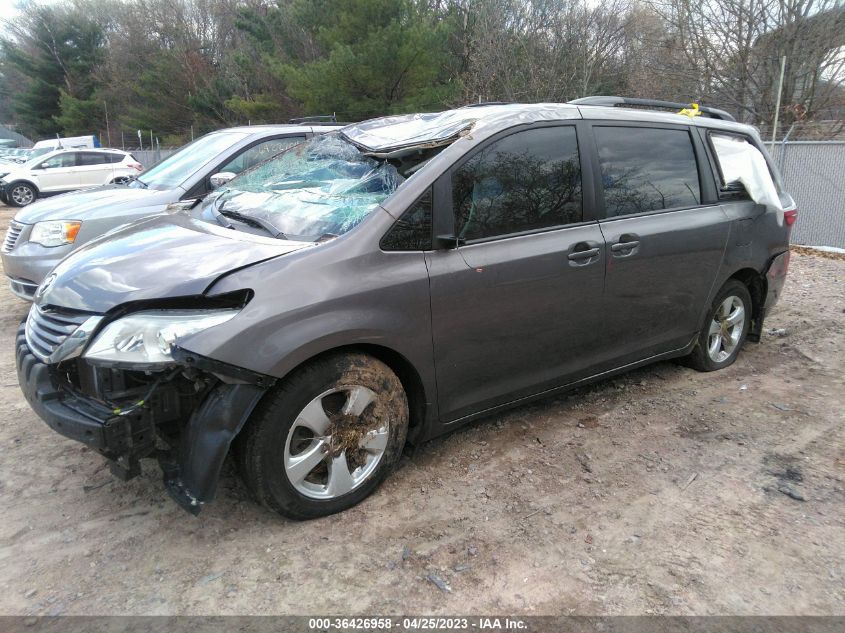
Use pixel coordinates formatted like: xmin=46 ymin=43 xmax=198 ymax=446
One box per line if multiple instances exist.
xmin=16 ymin=322 xmax=273 ymax=514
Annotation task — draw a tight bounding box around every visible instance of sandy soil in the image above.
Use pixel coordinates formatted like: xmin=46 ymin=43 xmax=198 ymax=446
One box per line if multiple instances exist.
xmin=0 ymin=205 xmax=842 ymax=616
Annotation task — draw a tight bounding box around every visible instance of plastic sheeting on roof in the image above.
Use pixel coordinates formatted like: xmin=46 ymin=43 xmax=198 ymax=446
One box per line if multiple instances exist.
xmin=710 ymin=133 xmax=783 ymax=213
xmin=341 ymin=104 xmax=581 ymax=153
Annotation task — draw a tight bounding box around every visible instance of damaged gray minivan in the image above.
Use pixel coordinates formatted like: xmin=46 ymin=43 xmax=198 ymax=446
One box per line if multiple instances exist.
xmin=16 ymin=98 xmax=796 ymax=519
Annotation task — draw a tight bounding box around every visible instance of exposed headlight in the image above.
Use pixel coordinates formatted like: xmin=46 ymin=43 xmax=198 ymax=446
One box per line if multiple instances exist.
xmin=30 ymin=220 xmax=82 ymax=247
xmin=83 ymin=309 xmax=239 ymax=366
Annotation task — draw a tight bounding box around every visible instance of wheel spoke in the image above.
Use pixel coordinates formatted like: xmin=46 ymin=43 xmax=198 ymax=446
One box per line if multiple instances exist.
xmin=286 ymin=439 xmax=327 ymax=484
xmin=295 ymin=398 xmax=332 ymax=435
xmin=326 ymin=452 xmax=356 ymax=496
xmin=720 ymin=297 xmax=733 ymax=318
xmin=360 ymin=427 xmax=389 ymax=453
xmin=728 ymin=327 xmax=742 ymax=346
xmin=708 ymin=333 xmax=722 ymax=358
xmin=342 ymin=386 xmax=376 ymax=416
xmin=726 ymin=304 xmax=745 ymax=327
xmin=709 ymin=319 xmax=721 ymax=335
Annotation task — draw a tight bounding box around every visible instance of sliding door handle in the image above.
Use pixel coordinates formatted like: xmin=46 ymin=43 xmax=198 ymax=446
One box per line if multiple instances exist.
xmin=568 ymin=247 xmax=600 ymax=260
xmin=611 ymin=240 xmax=640 ymax=252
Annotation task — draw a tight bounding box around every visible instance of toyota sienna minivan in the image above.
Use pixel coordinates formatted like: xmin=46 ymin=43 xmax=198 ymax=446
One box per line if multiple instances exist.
xmin=15 ymin=98 xmax=796 ymax=520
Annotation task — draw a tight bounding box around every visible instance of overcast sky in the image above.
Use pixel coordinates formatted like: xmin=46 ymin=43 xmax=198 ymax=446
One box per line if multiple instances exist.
xmin=0 ymin=0 xmax=23 ymax=39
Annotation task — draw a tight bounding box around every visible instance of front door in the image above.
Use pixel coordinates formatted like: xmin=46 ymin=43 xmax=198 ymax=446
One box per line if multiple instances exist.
xmin=36 ymin=152 xmax=79 ymax=192
xmin=426 ymin=124 xmax=607 ymax=422
xmin=590 ymin=124 xmax=730 ymax=366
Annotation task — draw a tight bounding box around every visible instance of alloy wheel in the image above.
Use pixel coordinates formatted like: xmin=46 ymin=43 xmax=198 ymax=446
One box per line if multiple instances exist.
xmin=283 ymin=385 xmax=389 ymax=500
xmin=707 ymin=295 xmax=745 ymax=363
xmin=11 ymin=185 xmax=34 ymax=206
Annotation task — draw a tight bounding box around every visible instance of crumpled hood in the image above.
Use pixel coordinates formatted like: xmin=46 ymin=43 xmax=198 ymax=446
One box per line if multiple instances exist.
xmin=13 ymin=186 xmax=173 ymax=223
xmin=36 ymin=213 xmax=311 ymax=313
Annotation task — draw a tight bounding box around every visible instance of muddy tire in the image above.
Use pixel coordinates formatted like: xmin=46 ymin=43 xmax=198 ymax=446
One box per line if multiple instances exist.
xmin=686 ymin=279 xmax=752 ymax=372
xmin=235 ymin=353 xmax=409 ymax=520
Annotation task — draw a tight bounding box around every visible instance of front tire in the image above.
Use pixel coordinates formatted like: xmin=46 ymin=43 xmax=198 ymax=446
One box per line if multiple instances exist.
xmin=235 ymin=353 xmax=409 ymax=520
xmin=686 ymin=279 xmax=752 ymax=372
xmin=7 ymin=182 xmax=37 ymax=207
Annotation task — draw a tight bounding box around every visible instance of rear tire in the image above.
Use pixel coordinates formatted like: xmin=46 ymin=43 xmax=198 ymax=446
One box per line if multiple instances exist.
xmin=7 ymin=182 xmax=37 ymax=207
xmin=235 ymin=353 xmax=409 ymax=520
xmin=686 ymin=279 xmax=752 ymax=372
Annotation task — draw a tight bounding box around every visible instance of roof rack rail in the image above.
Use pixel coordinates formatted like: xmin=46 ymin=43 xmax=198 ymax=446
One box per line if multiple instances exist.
xmin=569 ymin=96 xmax=736 ymax=123
xmin=289 ymin=114 xmax=338 ymax=125
xmin=463 ymin=101 xmax=513 ymax=108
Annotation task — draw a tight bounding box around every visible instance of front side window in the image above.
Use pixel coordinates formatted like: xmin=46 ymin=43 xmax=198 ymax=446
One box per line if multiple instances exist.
xmin=595 ymin=127 xmax=700 ymax=218
xmin=451 ymin=126 xmax=582 ymax=241
xmin=208 ymin=134 xmax=402 ymax=241
xmin=40 ymin=153 xmax=76 ymax=169
xmin=220 ymin=137 xmax=305 ymax=174
xmin=381 ymin=189 xmax=432 ymax=251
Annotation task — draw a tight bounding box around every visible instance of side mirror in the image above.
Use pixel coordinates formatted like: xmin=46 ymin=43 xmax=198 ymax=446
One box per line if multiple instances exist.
xmin=209 ymin=172 xmax=236 ymax=189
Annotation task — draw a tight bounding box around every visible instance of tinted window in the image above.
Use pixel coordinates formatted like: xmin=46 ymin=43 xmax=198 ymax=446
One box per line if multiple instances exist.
xmin=106 ymin=153 xmax=126 ymax=164
xmin=452 ymin=126 xmax=581 ymax=241
xmin=78 ymin=152 xmax=108 ymax=166
xmin=381 ymin=189 xmax=432 ymax=251
xmin=220 ymin=137 xmax=305 ymax=174
xmin=595 ymin=127 xmax=701 ymax=217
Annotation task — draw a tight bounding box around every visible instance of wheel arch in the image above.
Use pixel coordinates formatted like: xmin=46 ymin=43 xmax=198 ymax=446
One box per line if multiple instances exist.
xmin=257 ymin=343 xmax=431 ymax=445
xmin=7 ymin=179 xmax=40 ymax=195
xmin=727 ymin=267 xmax=767 ymax=342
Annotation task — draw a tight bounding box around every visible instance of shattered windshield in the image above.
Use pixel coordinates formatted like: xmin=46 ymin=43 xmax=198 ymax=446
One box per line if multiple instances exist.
xmin=210 ymin=134 xmax=402 ymax=241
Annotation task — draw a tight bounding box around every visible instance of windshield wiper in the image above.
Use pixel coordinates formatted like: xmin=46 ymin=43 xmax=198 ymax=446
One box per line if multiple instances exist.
xmin=220 ymin=209 xmax=288 ymax=240
xmin=209 ymin=194 xmax=234 ymax=229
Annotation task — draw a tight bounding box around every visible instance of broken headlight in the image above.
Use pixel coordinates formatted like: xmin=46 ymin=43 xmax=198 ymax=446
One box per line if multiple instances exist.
xmin=83 ymin=309 xmax=239 ymax=366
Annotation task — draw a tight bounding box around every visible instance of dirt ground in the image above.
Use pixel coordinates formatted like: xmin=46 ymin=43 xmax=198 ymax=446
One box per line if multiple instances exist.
xmin=0 ymin=204 xmax=842 ymax=616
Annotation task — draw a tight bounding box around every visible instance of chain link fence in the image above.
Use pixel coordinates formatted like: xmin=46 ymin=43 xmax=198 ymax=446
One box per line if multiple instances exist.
xmin=128 ymin=148 xmax=176 ymax=169
xmin=769 ymin=141 xmax=845 ymax=249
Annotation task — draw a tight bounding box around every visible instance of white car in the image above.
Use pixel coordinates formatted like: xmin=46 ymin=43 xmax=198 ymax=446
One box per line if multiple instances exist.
xmin=0 ymin=148 xmax=143 ymax=207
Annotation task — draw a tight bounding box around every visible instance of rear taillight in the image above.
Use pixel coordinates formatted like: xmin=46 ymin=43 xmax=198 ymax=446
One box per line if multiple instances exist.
xmin=128 ymin=161 xmax=143 ymax=171
xmin=784 ymin=208 xmax=798 ymax=226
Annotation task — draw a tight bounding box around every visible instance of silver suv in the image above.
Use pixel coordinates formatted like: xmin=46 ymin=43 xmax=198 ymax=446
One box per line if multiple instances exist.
xmin=2 ymin=124 xmax=336 ymax=300
xmin=16 ymin=99 xmax=796 ymax=520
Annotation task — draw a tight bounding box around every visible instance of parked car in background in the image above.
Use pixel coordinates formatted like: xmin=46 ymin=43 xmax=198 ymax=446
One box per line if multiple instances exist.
xmin=2 ymin=124 xmax=337 ymax=299
xmin=0 ymin=148 xmax=32 ymax=164
xmin=15 ymin=100 xmax=796 ymax=520
xmin=0 ymin=148 xmax=142 ymax=207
